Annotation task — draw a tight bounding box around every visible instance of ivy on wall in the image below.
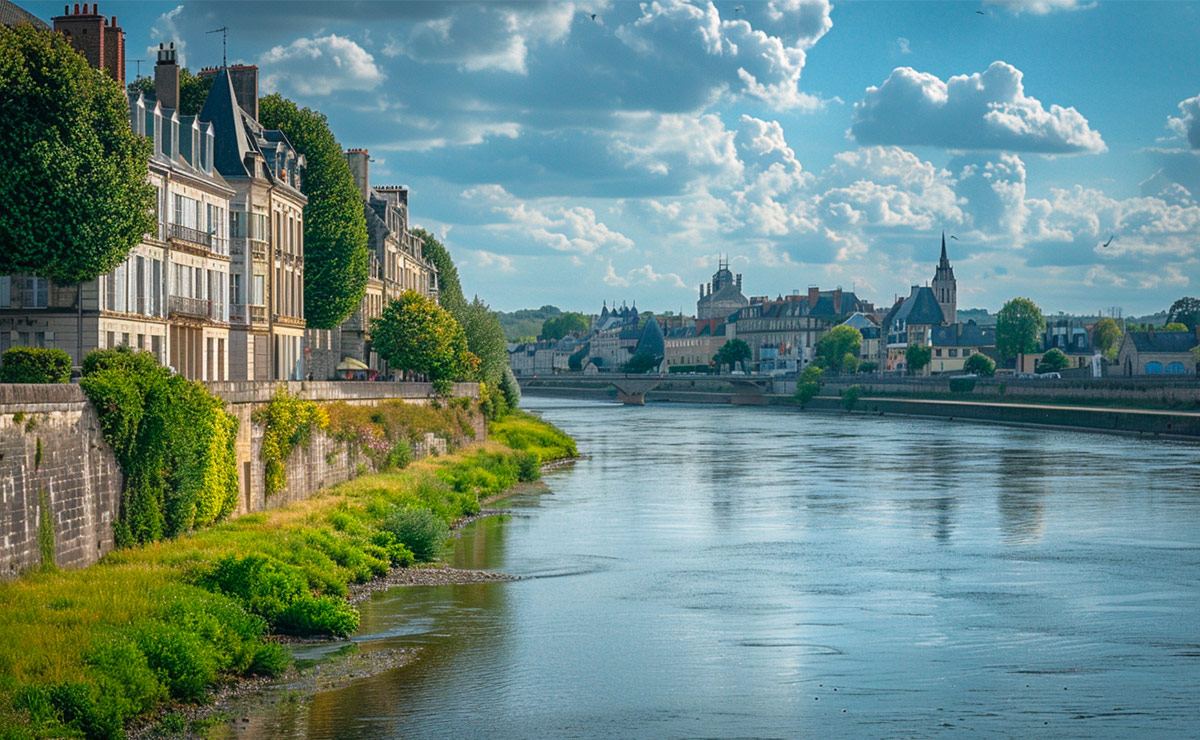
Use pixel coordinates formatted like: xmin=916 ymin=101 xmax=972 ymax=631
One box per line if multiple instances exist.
xmin=253 ymin=387 xmax=329 ymax=497
xmin=79 ymin=347 xmax=240 ymax=546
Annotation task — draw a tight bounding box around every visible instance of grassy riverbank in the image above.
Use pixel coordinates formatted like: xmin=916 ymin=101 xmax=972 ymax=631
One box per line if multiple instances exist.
xmin=0 ymin=412 xmax=574 ymax=740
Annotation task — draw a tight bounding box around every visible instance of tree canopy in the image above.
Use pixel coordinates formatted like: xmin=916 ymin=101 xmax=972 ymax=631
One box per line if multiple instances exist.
xmin=1036 ymin=348 xmax=1071 ymax=373
xmin=995 ymin=297 xmax=1045 ymax=363
xmin=413 ymin=228 xmax=467 ymax=320
xmin=963 ymin=352 xmax=996 ymax=377
xmin=1167 ymin=297 xmax=1200 ymax=331
xmin=906 ymin=344 xmax=931 ymax=375
xmin=127 ymin=67 xmax=212 ymax=115
xmin=372 ymin=291 xmax=475 ymax=395
xmin=258 ymin=94 xmax=369 ymax=329
xmin=623 ymin=351 xmax=660 ymax=374
xmin=1164 ymin=322 xmax=1188 ymax=332
xmin=459 ymin=296 xmax=509 ymax=389
xmin=0 ymin=25 xmax=155 ymax=284
xmin=793 ymin=365 xmax=823 ymax=406
xmin=542 ymin=312 xmax=590 ymax=341
xmin=1092 ymin=318 xmax=1123 ymax=361
xmin=713 ymin=339 xmax=752 ymax=372
xmin=816 ymin=325 xmax=863 ymax=373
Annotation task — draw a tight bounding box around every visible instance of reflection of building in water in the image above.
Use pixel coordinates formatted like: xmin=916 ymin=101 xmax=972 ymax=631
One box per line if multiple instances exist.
xmin=995 ymin=448 xmax=1047 ymax=544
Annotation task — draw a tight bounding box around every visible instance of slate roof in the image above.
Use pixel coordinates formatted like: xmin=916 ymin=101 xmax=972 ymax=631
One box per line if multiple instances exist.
xmin=635 ymin=315 xmax=665 ymax=358
xmin=841 ymin=312 xmax=877 ymax=331
xmin=0 ymin=0 xmax=49 ymax=29
xmin=931 ymin=320 xmax=994 ymax=347
xmin=893 ymin=286 xmax=945 ymax=326
xmin=1127 ymin=331 xmax=1198 ymax=353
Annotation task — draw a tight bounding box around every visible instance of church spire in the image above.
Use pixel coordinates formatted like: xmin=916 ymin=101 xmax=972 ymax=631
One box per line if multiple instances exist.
xmin=940 ymin=231 xmax=948 ymax=265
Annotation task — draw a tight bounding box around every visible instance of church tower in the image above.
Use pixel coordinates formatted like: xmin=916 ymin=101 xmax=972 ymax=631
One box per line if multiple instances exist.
xmin=931 ymin=232 xmax=956 ymax=325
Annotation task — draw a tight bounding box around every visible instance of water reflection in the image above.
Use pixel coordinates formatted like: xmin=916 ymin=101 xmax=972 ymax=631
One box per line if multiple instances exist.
xmin=220 ymin=399 xmax=1200 ymax=740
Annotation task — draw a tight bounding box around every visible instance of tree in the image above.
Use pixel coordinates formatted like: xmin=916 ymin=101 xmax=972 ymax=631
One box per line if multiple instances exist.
xmin=568 ymin=342 xmax=589 ymax=371
xmin=906 ymin=344 xmax=931 ymax=375
xmin=258 ymin=95 xmax=369 ymax=329
xmin=713 ymin=339 xmax=752 ymax=372
xmin=1092 ymin=317 xmax=1123 ymax=361
xmin=793 ymin=365 xmax=823 ymax=406
xmin=0 ymin=25 xmax=155 ymax=284
xmin=963 ymin=353 xmax=996 ymax=377
xmin=414 ymin=228 xmax=467 ymax=320
xmin=459 ymin=296 xmax=509 ymax=388
xmin=1165 ymin=322 xmax=1188 ymax=332
xmin=372 ymin=291 xmax=472 ymax=395
xmin=859 ymin=361 xmax=879 ymax=374
xmin=842 ymin=352 xmax=860 ymax=374
xmin=815 ymin=325 xmax=863 ymax=373
xmin=995 ymin=297 xmax=1045 ymax=366
xmin=542 ymin=312 xmax=590 ymax=341
xmin=841 ymin=385 xmax=862 ymax=411
xmin=1167 ymin=297 xmax=1200 ymax=331
xmin=127 ymin=67 xmax=212 ymax=115
xmin=623 ymin=351 xmax=659 ymax=374
xmin=1036 ymin=348 xmax=1071 ymax=373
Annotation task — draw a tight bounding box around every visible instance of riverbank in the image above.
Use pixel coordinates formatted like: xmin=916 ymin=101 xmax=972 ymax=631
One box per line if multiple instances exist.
xmin=0 ymin=411 xmax=576 ymax=740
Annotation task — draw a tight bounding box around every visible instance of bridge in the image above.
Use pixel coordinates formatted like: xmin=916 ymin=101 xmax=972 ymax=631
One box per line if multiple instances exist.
xmin=517 ymin=373 xmax=777 ymax=406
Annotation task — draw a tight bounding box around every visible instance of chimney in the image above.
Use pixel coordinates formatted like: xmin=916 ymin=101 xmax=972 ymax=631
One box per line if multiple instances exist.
xmin=807 ymin=286 xmax=819 ymax=308
xmin=155 ymin=42 xmax=179 ymax=110
xmin=227 ymin=65 xmax=259 ymax=122
xmin=53 ymin=2 xmax=125 ymax=85
xmin=834 ymin=287 xmax=843 ymax=314
xmin=345 ymin=149 xmax=370 ymax=201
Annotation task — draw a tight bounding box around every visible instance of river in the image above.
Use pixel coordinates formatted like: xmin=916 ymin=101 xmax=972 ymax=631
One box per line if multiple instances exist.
xmin=219 ymin=398 xmax=1200 ymax=739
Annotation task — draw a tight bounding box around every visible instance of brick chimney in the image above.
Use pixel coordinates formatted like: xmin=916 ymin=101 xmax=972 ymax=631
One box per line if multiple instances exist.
xmin=834 ymin=287 xmax=843 ymax=314
xmin=345 ymin=149 xmax=370 ymax=201
xmin=807 ymin=286 xmax=819 ymax=308
xmin=52 ymin=3 xmax=125 ymax=86
xmin=228 ymin=65 xmax=259 ymax=122
xmin=154 ymin=42 xmax=179 ymax=110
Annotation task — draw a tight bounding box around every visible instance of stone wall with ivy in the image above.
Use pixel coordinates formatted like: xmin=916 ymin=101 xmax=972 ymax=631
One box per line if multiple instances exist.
xmin=0 ymin=384 xmax=121 ymax=577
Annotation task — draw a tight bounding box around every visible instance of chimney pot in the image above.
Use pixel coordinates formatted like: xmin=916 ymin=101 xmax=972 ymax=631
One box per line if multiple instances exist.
xmin=74 ymin=4 xmax=79 ymax=14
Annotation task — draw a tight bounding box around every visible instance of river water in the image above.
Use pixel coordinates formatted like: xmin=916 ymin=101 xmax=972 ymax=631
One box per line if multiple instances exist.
xmin=222 ymin=398 xmax=1200 ymax=739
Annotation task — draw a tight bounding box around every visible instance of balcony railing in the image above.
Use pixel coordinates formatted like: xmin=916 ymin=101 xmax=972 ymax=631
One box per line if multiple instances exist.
xmin=249 ymin=305 xmax=267 ymax=323
xmin=169 ymin=223 xmax=213 ymax=248
xmin=229 ymin=304 xmax=247 ymax=324
xmin=169 ymin=295 xmax=212 ymax=319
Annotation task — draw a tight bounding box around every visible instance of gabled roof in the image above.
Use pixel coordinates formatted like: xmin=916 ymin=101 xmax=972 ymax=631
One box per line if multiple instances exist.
xmin=1127 ymin=331 xmax=1198 ymax=354
xmin=841 ymin=312 xmax=877 ymax=331
xmin=0 ymin=0 xmax=48 ymax=29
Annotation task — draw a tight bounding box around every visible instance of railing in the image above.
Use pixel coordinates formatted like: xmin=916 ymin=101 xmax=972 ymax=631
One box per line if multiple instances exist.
xmin=230 ymin=238 xmax=245 ymax=256
xmin=169 ymin=223 xmax=213 ymax=248
xmin=169 ymin=295 xmax=212 ymax=319
xmin=250 ymin=239 xmax=268 ymax=261
xmin=229 ymin=304 xmax=247 ymax=324
xmin=250 ymin=305 xmax=267 ymax=323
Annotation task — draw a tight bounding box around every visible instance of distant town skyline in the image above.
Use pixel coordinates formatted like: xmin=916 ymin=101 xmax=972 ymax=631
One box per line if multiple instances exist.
xmin=25 ymin=0 xmax=1200 ymax=315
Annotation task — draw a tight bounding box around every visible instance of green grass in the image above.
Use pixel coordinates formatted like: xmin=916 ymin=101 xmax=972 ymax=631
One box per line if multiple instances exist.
xmin=0 ymin=415 xmax=576 ymax=740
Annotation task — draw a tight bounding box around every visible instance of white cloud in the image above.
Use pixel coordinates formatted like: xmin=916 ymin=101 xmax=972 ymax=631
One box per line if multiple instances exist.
xmin=985 ymin=0 xmax=1095 ymax=15
xmin=463 ymin=249 xmax=516 ymax=274
xmin=147 ymin=6 xmax=187 ymax=67
xmin=817 ymin=146 xmax=964 ymax=232
xmin=259 ymin=35 xmax=384 ymax=96
xmin=603 ymin=261 xmax=688 ymax=288
xmin=1167 ymin=93 xmax=1200 ymax=150
xmin=850 ymin=61 xmax=1106 ymax=154
xmin=464 ymin=185 xmax=635 ymax=256
xmin=894 ymin=37 xmax=911 ymax=55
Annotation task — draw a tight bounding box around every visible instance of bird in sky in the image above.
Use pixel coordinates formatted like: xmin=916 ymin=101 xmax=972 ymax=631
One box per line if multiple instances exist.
xmin=949 ymin=235 xmax=959 ymax=240
xmin=976 ymin=10 xmax=986 ymax=14
xmin=1102 ymin=234 xmax=1115 ymax=247
xmin=590 ymin=13 xmax=597 ymax=20
xmin=735 ymin=5 xmax=744 ymax=14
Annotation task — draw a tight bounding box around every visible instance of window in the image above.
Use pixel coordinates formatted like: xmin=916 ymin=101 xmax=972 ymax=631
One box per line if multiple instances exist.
xmin=136 ymin=257 xmax=146 ymax=313
xmin=252 ymin=275 xmax=265 ymax=306
xmin=27 ymin=276 xmax=48 ymax=309
xmin=0 ymin=276 xmax=10 ymax=308
xmin=1166 ymin=362 xmax=1186 ymax=374
xmin=1144 ymin=362 xmax=1163 ymax=374
xmin=949 ymin=349 xmax=958 ymax=358
xmin=152 ymin=335 xmax=162 ymax=362
xmin=231 ymin=210 xmax=246 ymax=238
xmin=231 ymin=273 xmax=242 ymax=305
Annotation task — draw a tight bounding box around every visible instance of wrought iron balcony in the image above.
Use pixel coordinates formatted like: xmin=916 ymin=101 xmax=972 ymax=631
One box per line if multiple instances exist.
xmin=168 ymin=223 xmax=213 ymax=248
xmin=168 ymin=295 xmax=211 ymax=319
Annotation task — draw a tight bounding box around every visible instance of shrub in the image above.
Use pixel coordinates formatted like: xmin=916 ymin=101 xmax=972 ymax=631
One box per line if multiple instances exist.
xmin=274 ymin=595 xmax=359 ymax=637
xmin=134 ymin=623 xmax=218 ymax=702
xmin=949 ymin=377 xmax=977 ymax=393
xmin=962 ymin=353 xmax=995 ymax=377
xmin=385 ymin=439 xmax=413 ymax=471
xmin=254 ymin=387 xmax=328 ymax=496
xmin=16 ymin=683 xmax=123 ymax=740
xmin=858 ymin=361 xmax=878 ymax=374
xmin=841 ymin=385 xmax=862 ymax=411
xmin=86 ymin=637 xmax=166 ymax=720
xmin=383 ymin=506 xmax=449 ymax=563
xmin=0 ymin=347 xmax=71 ymax=384
xmin=516 ymin=451 xmax=541 ymax=482
xmin=198 ymin=553 xmax=307 ymax=624
xmin=793 ymin=365 xmax=823 ymax=407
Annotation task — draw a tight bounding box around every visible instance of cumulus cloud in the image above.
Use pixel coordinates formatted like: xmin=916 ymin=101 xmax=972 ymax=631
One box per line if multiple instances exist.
xmin=985 ymin=0 xmax=1095 ymax=14
xmin=259 ymin=35 xmax=384 ymax=96
xmin=817 ymin=146 xmax=963 ymax=232
xmin=603 ymin=261 xmax=688 ymax=289
xmin=850 ymin=61 xmax=1106 ymax=154
xmin=462 ymin=248 xmax=516 ymax=274
xmin=464 ymin=185 xmax=635 ymax=256
xmin=147 ymin=6 xmax=187 ymax=67
xmin=1167 ymin=93 xmax=1200 ymax=150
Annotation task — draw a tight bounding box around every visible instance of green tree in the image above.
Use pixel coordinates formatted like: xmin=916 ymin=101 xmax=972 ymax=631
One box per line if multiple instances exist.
xmin=623 ymin=351 xmax=660 ymax=374
xmin=372 ymin=291 xmax=472 ymax=395
xmin=1036 ymin=348 xmax=1071 ymax=373
xmin=1167 ymin=297 xmax=1200 ymax=330
xmin=0 ymin=24 xmax=155 ymax=284
xmin=568 ymin=342 xmax=590 ymax=371
xmin=815 ymin=325 xmax=863 ymax=373
xmin=906 ymin=344 xmax=932 ymax=375
xmin=413 ymin=228 xmax=467 ymax=320
xmin=127 ymin=67 xmax=213 ymax=115
xmin=258 ymin=95 xmax=369 ymax=329
xmin=841 ymin=385 xmax=862 ymax=411
xmin=542 ymin=312 xmax=590 ymax=341
xmin=793 ymin=365 xmax=823 ymax=407
xmin=859 ymin=360 xmax=879 ymax=374
xmin=963 ymin=352 xmax=996 ymax=377
xmin=459 ymin=296 xmax=509 ymax=388
xmin=1165 ymin=322 xmax=1188 ymax=332
xmin=713 ymin=339 xmax=752 ymax=372
xmin=842 ymin=352 xmax=860 ymax=374
xmin=995 ymin=297 xmax=1045 ymax=366
xmin=1092 ymin=317 xmax=1123 ymax=361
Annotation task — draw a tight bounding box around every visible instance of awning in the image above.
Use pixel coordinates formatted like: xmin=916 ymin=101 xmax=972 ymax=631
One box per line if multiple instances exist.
xmin=336 ymin=357 xmax=370 ymax=371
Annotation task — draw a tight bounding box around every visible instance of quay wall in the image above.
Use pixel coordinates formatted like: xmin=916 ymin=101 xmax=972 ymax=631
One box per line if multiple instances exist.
xmin=1 ymin=381 xmax=482 ymax=577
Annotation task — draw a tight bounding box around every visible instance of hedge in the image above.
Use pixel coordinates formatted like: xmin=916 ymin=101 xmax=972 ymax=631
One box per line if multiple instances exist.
xmin=0 ymin=347 xmax=72 ymax=383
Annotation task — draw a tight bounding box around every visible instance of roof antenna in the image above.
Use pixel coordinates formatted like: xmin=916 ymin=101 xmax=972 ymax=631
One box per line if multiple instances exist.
xmin=207 ymin=26 xmax=229 ymax=67
xmin=130 ymin=58 xmax=146 ymax=78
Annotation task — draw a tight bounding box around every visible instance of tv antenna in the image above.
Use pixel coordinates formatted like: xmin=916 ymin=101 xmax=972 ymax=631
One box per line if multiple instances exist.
xmin=207 ymin=27 xmax=229 ymax=67
xmin=130 ymin=58 xmax=146 ymax=78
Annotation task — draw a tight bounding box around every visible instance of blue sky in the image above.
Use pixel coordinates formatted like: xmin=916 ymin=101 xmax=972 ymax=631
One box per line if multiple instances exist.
xmin=26 ymin=0 xmax=1200 ymax=315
